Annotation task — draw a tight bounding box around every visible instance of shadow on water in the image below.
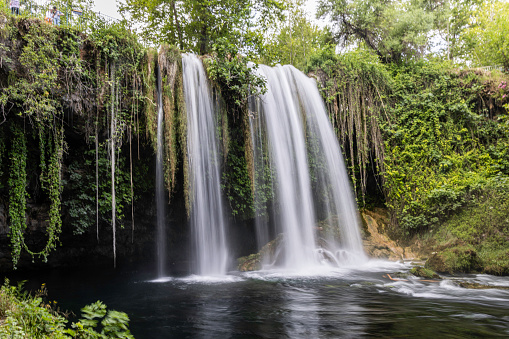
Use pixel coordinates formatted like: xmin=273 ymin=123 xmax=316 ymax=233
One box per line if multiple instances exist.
xmin=6 ymin=261 xmax=509 ymax=338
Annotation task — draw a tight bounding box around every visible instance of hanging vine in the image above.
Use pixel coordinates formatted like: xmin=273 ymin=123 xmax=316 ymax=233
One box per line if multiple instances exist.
xmin=110 ymin=61 xmax=117 ymax=268
xmin=26 ymin=122 xmax=65 ymax=263
xmin=307 ymin=48 xmax=392 ymax=204
xmin=159 ymin=45 xmax=181 ymax=196
xmin=8 ymin=124 xmax=27 ymax=269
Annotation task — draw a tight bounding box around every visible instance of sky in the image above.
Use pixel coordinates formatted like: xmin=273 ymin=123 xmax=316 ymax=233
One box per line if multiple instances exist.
xmin=93 ymin=0 xmax=121 ymax=19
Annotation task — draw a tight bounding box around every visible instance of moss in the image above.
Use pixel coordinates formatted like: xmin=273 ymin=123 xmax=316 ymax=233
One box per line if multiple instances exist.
xmin=237 ymin=234 xmax=284 ymax=271
xmin=159 ymin=44 xmax=182 ymax=196
xmin=237 ymin=253 xmax=262 ymax=271
xmin=478 ymin=246 xmax=509 ymax=275
xmin=410 ymin=266 xmax=440 ymax=279
xmin=175 ymin=57 xmax=189 ymax=217
xmin=243 ymin=111 xmax=255 ymax=194
xmin=144 ymin=48 xmax=159 ymax=152
xmin=457 ymin=281 xmax=509 ymax=290
xmin=425 ymin=244 xmax=481 ymax=274
xmin=423 ymin=179 xmax=509 ymax=275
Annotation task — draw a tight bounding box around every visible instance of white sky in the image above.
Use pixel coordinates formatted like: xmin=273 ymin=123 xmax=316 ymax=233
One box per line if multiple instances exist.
xmin=93 ymin=0 xmax=120 ymax=19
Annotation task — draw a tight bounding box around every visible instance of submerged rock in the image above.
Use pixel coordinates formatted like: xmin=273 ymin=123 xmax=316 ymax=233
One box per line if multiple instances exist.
xmin=457 ymin=282 xmax=509 ymax=290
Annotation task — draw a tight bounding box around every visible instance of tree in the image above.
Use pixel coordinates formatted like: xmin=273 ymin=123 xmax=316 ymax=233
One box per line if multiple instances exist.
xmin=119 ymin=0 xmax=285 ymax=54
xmin=317 ymin=0 xmax=437 ymax=62
xmin=259 ymin=0 xmax=332 ymax=70
xmin=463 ymin=1 xmax=509 ymax=69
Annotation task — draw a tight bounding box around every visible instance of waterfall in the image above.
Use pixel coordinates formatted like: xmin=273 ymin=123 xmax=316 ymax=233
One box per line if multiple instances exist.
xmin=252 ymin=65 xmax=318 ymax=269
xmin=182 ymin=54 xmax=229 ymax=276
xmin=156 ymin=65 xmax=167 ymax=277
xmin=290 ymin=68 xmax=366 ymax=262
xmin=249 ymin=97 xmax=274 ymax=252
xmin=250 ymin=64 xmax=366 ymax=269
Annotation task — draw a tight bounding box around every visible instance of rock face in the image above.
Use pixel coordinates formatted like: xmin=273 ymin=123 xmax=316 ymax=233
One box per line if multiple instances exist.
xmin=237 ymin=208 xmax=430 ymax=272
xmin=361 ymin=209 xmax=422 ymax=260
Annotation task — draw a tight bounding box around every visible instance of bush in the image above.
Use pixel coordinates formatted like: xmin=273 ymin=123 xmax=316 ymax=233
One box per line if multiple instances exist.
xmin=0 ymin=279 xmax=134 ymax=338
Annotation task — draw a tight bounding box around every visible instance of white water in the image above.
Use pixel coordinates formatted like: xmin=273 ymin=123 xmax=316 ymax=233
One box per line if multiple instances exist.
xmin=250 ymin=64 xmax=366 ymax=269
xmin=182 ymin=54 xmax=229 ymax=276
xmin=289 ymin=68 xmax=366 ymax=261
xmin=248 ymin=97 xmax=274 ymax=252
xmin=155 ymin=65 xmax=166 ymax=277
xmin=252 ymin=65 xmax=318 ymax=269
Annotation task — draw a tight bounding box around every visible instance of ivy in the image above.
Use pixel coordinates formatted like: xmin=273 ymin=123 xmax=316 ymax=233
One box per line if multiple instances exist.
xmin=24 ymin=124 xmax=65 ymax=263
xmin=0 ymin=13 xmax=146 ymax=267
xmin=7 ymin=124 xmax=28 ymax=269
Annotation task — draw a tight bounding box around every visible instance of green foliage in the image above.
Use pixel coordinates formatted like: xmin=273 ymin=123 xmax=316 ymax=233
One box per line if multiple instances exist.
xmin=0 ymin=12 xmax=146 ymax=265
xmin=381 ymin=60 xmax=509 ymax=233
xmin=259 ymin=0 xmax=331 ymax=70
xmin=8 ymin=124 xmax=28 ymax=269
xmin=63 ymin=144 xmax=136 ymax=235
xmin=0 ymin=21 xmax=61 ymax=121
xmin=206 ymin=37 xmax=267 ymax=111
xmin=317 ymin=0 xmax=435 ymax=62
xmin=306 ymin=47 xmax=392 ymax=203
xmin=0 ymin=280 xmax=134 ymax=338
xmin=463 ymin=1 xmax=509 ymax=69
xmin=26 ymin=125 xmax=65 ymax=263
xmin=222 ymin=136 xmax=254 ymax=218
xmin=423 ymin=177 xmax=509 ymax=275
xmin=119 ymin=0 xmax=285 ymax=54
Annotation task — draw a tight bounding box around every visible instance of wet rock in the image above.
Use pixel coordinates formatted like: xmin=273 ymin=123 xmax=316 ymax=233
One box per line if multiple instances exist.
xmin=457 ymin=282 xmax=509 ymax=290
xmin=361 ymin=211 xmax=406 ymax=260
xmin=238 ymin=253 xmax=261 ymax=272
xmin=237 ymin=234 xmax=284 ymax=272
xmin=410 ymin=266 xmax=441 ymax=279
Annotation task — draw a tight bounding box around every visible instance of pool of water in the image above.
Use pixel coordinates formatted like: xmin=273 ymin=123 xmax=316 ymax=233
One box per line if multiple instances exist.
xmin=10 ymin=260 xmax=509 ymax=338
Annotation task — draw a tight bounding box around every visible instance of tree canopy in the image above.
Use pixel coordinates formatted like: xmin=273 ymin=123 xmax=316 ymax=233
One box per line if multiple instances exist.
xmin=316 ymin=0 xmax=485 ymax=63
xmin=119 ymin=0 xmax=286 ymax=54
xmin=463 ymin=1 xmax=509 ymax=69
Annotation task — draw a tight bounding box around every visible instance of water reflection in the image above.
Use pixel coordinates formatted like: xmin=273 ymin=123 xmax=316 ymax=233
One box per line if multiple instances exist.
xmin=284 ymin=288 xmax=320 ymax=337
xmin=7 ymin=261 xmax=509 ymax=338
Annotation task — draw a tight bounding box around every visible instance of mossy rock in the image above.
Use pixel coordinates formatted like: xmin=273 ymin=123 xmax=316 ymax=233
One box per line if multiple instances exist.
xmin=391 ymin=271 xmax=410 ymax=279
xmin=425 ymin=245 xmax=481 ymax=274
xmin=410 ymin=266 xmax=440 ymax=279
xmin=458 ymin=282 xmax=509 ymax=290
xmin=479 ymin=247 xmax=509 ymax=276
xmin=237 ymin=253 xmax=261 ymax=272
xmin=237 ymin=234 xmax=284 ymax=272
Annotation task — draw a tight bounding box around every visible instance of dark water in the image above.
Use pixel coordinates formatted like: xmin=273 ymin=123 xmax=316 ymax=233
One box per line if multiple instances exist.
xmin=10 ymin=261 xmax=509 ymax=338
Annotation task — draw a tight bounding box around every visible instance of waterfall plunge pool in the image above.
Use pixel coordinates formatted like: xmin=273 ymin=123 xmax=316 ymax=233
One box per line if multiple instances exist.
xmin=9 ymin=260 xmax=509 ymax=338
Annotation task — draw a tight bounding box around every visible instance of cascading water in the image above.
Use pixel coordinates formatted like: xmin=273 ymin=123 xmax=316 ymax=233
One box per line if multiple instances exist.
xmin=290 ymin=69 xmax=366 ymax=261
xmin=248 ymin=97 xmax=274 ymax=252
xmin=250 ymin=64 xmax=366 ymax=269
xmin=251 ymin=65 xmax=318 ymax=269
xmin=155 ymin=65 xmax=167 ymax=277
xmin=182 ymin=54 xmax=229 ymax=276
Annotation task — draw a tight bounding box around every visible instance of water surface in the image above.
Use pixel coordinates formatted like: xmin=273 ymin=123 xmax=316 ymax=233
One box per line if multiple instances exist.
xmin=14 ymin=261 xmax=509 ymax=338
